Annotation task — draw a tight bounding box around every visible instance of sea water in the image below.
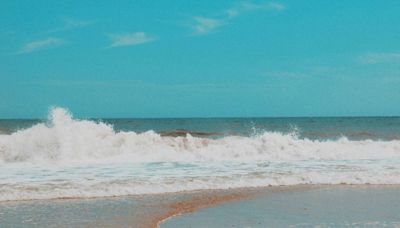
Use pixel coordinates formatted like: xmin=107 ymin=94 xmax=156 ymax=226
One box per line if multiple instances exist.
xmin=0 ymin=107 xmax=400 ymax=201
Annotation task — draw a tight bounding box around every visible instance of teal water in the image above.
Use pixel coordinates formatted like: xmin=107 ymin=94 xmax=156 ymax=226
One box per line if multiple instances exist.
xmin=2 ymin=116 xmax=400 ymax=140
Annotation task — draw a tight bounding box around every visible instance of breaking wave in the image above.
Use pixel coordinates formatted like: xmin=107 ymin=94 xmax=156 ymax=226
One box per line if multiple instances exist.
xmin=1 ymin=107 xmax=400 ymax=201
xmin=1 ymin=107 xmax=400 ymax=165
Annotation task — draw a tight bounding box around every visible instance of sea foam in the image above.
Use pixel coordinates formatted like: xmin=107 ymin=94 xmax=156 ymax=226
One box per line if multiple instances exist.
xmin=1 ymin=108 xmax=400 ymax=201
xmin=1 ymin=107 xmax=400 ymax=164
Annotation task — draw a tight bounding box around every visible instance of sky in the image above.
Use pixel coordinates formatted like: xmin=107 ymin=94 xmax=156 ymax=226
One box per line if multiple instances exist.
xmin=1 ymin=0 xmax=400 ymax=118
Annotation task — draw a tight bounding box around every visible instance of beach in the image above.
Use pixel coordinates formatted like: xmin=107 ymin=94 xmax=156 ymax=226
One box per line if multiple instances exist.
xmin=0 ymin=188 xmax=252 ymax=228
xmin=3 ymin=1 xmax=400 ymax=227
xmin=163 ymin=185 xmax=400 ymax=227
xmin=1 ymin=110 xmax=400 ymax=227
xmin=1 ymin=185 xmax=400 ymax=227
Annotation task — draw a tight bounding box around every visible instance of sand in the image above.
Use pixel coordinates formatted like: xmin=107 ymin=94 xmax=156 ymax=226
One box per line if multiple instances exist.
xmin=1 ymin=185 xmax=400 ymax=227
xmin=0 ymin=188 xmax=256 ymax=228
xmin=162 ymin=185 xmax=400 ymax=227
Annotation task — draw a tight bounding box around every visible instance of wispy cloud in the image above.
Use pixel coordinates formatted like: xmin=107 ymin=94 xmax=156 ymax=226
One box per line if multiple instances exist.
xmin=48 ymin=17 xmax=93 ymax=33
xmin=107 ymin=32 xmax=156 ymax=48
xmin=16 ymin=37 xmax=64 ymax=54
xmin=191 ymin=17 xmax=225 ymax=35
xmin=358 ymin=52 xmax=400 ymax=64
xmin=190 ymin=1 xmax=285 ymax=35
xmin=227 ymin=1 xmax=285 ymax=18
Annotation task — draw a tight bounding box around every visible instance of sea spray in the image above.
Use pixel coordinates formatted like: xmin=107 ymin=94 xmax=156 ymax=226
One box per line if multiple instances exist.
xmin=1 ymin=107 xmax=400 ymax=201
xmin=1 ymin=108 xmax=400 ymax=164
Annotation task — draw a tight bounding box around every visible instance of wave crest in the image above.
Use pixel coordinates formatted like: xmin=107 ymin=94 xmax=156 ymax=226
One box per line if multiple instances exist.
xmin=1 ymin=107 xmax=400 ymax=164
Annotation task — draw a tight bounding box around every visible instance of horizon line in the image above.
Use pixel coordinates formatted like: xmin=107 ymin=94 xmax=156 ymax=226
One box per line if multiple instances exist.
xmin=1 ymin=115 xmax=400 ymax=121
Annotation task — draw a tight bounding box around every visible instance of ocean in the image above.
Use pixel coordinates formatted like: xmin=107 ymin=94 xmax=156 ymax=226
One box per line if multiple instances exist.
xmin=1 ymin=107 xmax=400 ymax=201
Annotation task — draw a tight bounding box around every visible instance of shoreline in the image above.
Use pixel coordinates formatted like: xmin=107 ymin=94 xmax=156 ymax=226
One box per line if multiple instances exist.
xmin=0 ymin=185 xmax=320 ymax=227
xmin=1 ymin=184 xmax=400 ymax=227
xmin=154 ymin=189 xmax=249 ymax=228
xmin=161 ymin=185 xmax=400 ymax=227
xmin=2 ymin=183 xmax=397 ymax=204
xmin=0 ymin=186 xmax=264 ymax=228
xmin=155 ymin=185 xmax=321 ymax=228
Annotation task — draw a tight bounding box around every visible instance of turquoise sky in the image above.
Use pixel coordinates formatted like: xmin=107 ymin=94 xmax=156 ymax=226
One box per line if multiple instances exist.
xmin=1 ymin=0 xmax=400 ymax=118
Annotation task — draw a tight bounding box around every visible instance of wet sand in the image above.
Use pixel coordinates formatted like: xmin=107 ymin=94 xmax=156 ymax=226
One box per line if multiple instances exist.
xmin=162 ymin=185 xmax=400 ymax=227
xmin=0 ymin=188 xmax=258 ymax=228
xmin=1 ymin=185 xmax=400 ymax=227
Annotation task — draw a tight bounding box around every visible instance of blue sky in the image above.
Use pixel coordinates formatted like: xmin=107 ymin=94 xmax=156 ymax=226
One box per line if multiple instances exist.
xmin=1 ymin=0 xmax=400 ymax=118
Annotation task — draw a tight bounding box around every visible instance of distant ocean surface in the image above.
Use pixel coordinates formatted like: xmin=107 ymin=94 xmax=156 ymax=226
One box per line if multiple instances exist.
xmin=1 ymin=108 xmax=400 ymax=201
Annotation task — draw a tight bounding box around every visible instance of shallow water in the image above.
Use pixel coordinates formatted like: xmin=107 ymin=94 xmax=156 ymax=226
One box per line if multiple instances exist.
xmin=163 ymin=186 xmax=400 ymax=228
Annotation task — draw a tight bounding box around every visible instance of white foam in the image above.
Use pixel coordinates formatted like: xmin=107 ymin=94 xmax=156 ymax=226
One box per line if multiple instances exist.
xmin=1 ymin=107 xmax=400 ymax=201
xmin=1 ymin=107 xmax=400 ymax=165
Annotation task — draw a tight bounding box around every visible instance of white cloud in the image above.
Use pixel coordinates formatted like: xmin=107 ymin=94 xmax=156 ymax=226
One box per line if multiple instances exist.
xmin=107 ymin=32 xmax=156 ymax=48
xmin=358 ymin=53 xmax=400 ymax=64
xmin=192 ymin=17 xmax=224 ymax=34
xmin=16 ymin=37 xmax=64 ymax=54
xmin=190 ymin=1 xmax=285 ymax=35
xmin=48 ymin=17 xmax=93 ymax=33
xmin=227 ymin=1 xmax=285 ymax=18
xmin=268 ymin=2 xmax=286 ymax=11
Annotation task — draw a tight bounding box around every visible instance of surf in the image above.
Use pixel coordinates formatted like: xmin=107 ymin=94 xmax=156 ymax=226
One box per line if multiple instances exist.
xmin=1 ymin=107 xmax=400 ymax=201
xmin=1 ymin=107 xmax=400 ymax=165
